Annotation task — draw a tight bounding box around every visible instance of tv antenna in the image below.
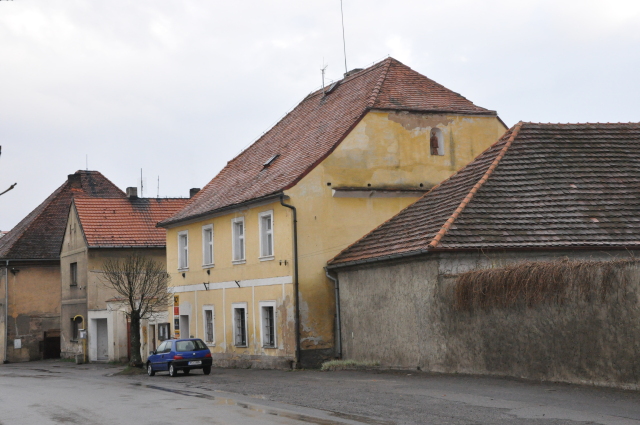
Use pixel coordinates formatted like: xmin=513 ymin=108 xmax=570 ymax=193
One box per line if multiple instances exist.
xmin=85 ymin=154 xmax=88 ymax=171
xmin=340 ymin=0 xmax=348 ymax=74
xmin=140 ymin=168 xmax=143 ymax=197
xmin=321 ymin=59 xmax=328 ymax=94
xmin=157 ymin=176 xmax=160 ymax=198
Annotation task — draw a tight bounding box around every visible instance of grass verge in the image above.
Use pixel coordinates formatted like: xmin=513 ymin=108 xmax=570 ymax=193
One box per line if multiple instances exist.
xmin=321 ymin=359 xmax=380 ymax=371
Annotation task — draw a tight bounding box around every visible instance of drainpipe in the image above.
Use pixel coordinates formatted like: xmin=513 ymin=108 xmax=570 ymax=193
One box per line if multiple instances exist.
xmin=4 ymin=260 xmax=8 ymax=364
xmin=324 ymin=267 xmax=342 ymax=359
xmin=279 ymin=195 xmax=301 ymax=367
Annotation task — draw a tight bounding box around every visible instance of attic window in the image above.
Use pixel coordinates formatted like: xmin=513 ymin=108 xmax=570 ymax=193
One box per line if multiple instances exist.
xmin=263 ymin=154 xmax=280 ymax=167
xmin=430 ymin=128 xmax=444 ymax=156
xmin=325 ymin=81 xmax=340 ymax=95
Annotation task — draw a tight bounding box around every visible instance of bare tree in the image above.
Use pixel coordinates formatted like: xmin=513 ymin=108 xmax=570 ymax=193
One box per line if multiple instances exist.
xmin=99 ymin=252 xmax=172 ymax=367
xmin=0 ymin=146 xmax=17 ymax=197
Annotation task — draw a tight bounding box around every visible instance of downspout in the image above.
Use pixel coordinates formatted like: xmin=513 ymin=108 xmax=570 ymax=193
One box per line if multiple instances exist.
xmin=280 ymin=195 xmax=301 ymax=367
xmin=324 ymin=267 xmax=341 ymax=359
xmin=4 ymin=260 xmax=8 ymax=364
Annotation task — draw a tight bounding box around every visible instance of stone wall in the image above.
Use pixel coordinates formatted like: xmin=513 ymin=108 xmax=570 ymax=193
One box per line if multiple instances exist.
xmin=337 ymin=250 xmax=640 ymax=389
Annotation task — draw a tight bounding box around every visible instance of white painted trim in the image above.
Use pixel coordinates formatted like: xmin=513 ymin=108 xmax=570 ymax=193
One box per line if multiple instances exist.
xmin=231 ymin=302 xmax=248 ymax=347
xmin=201 ymin=224 xmax=214 ymax=267
xmin=169 ymin=275 xmax=292 ymax=293
xmin=202 ymin=304 xmax=215 ymax=346
xmin=258 ymin=210 xmax=275 ymax=259
xmin=259 ymin=300 xmax=277 ymax=349
xmin=178 ymin=230 xmax=189 ymax=270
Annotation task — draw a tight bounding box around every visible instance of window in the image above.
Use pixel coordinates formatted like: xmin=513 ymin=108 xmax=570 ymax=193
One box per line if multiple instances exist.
xmin=260 ymin=301 xmax=276 ymax=348
xmin=202 ymin=225 xmax=214 ymax=267
xmin=232 ymin=303 xmax=248 ymax=347
xmin=71 ymin=317 xmax=82 ymax=341
xmin=70 ymin=262 xmax=78 ymax=286
xmin=430 ymin=128 xmax=444 ymax=156
xmin=232 ymin=218 xmax=245 ymax=263
xmin=158 ymin=323 xmax=170 ymax=341
xmin=259 ymin=211 xmax=274 ymax=260
xmin=157 ymin=340 xmax=172 ymax=354
xmin=203 ymin=306 xmax=215 ymax=345
xmin=178 ymin=231 xmax=189 ymax=270
xmin=176 ymin=339 xmax=207 ymax=352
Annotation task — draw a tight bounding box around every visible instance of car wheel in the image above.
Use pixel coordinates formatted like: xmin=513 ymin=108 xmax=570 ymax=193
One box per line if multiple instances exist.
xmin=169 ymin=363 xmax=177 ymax=377
xmin=147 ymin=363 xmax=155 ymax=377
xmin=203 ymin=366 xmax=211 ymax=375
xmin=183 ymin=368 xmax=190 ymax=375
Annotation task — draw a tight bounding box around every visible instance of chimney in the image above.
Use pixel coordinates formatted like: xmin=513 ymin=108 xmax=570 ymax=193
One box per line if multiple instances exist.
xmin=126 ymin=187 xmax=138 ymax=199
xmin=67 ymin=173 xmax=82 ymax=189
xmin=189 ymin=188 xmax=201 ymax=198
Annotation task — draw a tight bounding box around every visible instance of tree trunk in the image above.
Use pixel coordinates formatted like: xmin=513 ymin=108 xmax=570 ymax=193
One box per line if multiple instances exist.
xmin=129 ymin=311 xmax=142 ymax=367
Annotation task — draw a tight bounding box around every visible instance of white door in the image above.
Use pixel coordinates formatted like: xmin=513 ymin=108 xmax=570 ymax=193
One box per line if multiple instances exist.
xmin=96 ymin=319 xmax=108 ymax=360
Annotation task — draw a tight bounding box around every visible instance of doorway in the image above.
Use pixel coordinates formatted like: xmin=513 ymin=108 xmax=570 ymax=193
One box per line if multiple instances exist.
xmin=149 ymin=324 xmax=156 ymax=352
xmin=43 ymin=330 xmax=61 ymax=359
xmin=179 ymin=315 xmax=190 ymax=338
xmin=96 ymin=319 xmax=108 ymax=361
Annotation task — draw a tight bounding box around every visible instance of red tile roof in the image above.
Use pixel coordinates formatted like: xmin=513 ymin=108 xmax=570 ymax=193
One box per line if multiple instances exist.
xmin=74 ymin=197 xmax=189 ymax=248
xmin=0 ymin=171 xmax=125 ymax=260
xmin=329 ymin=122 xmax=640 ymax=267
xmin=160 ymin=57 xmax=497 ymax=227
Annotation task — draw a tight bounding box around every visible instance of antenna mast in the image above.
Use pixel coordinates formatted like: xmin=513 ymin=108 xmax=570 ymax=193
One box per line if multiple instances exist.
xmin=321 ymin=59 xmax=328 ymax=94
xmin=340 ymin=0 xmax=348 ymax=74
xmin=157 ymin=176 xmax=159 ymax=198
xmin=140 ymin=168 xmax=143 ymax=197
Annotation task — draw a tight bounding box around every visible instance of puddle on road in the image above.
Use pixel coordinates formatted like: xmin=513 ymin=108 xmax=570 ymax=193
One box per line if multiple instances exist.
xmin=130 ymin=382 xmax=394 ymax=425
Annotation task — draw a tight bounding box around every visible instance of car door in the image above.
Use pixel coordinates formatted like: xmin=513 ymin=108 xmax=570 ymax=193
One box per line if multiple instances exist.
xmin=156 ymin=341 xmax=173 ymax=371
xmin=149 ymin=341 xmax=166 ymax=370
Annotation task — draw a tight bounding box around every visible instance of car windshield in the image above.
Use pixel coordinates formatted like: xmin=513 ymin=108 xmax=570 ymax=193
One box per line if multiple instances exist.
xmin=175 ymin=339 xmax=207 ymax=352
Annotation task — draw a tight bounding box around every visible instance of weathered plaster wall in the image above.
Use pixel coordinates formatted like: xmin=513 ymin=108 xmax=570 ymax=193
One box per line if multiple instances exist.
xmin=287 ymin=111 xmax=507 ymax=362
xmin=338 ymin=250 xmax=640 ymax=389
xmin=4 ymin=263 xmax=61 ymax=362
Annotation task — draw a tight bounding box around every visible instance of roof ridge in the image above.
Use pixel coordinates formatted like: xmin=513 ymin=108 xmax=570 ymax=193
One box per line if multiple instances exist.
xmin=427 ymin=121 xmax=524 ymax=249
xmin=366 ymin=57 xmax=393 ymax=109
xmin=0 ymin=181 xmax=68 ymax=257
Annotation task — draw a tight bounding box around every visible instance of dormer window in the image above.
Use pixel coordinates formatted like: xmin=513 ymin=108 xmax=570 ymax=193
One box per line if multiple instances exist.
xmin=430 ymin=128 xmax=444 ymax=156
xmin=263 ymin=154 xmax=280 ymax=167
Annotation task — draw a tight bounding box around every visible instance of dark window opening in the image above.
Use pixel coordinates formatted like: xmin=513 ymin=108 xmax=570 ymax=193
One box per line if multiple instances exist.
xmin=234 ymin=307 xmax=247 ymax=346
xmin=70 ymin=262 xmax=78 ymax=286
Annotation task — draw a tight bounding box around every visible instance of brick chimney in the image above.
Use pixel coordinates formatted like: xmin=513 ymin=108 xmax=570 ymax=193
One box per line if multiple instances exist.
xmin=126 ymin=187 xmax=138 ymax=199
xmin=189 ymin=188 xmax=201 ymax=198
xmin=67 ymin=173 xmax=82 ymax=189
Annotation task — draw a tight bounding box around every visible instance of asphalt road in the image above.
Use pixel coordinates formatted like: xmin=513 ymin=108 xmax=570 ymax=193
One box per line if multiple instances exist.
xmin=1 ymin=361 xmax=640 ymax=425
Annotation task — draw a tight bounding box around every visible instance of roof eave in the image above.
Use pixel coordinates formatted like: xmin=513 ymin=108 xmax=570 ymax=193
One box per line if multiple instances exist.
xmin=327 ymin=248 xmax=431 ymax=270
xmin=158 ymin=191 xmax=286 ymax=229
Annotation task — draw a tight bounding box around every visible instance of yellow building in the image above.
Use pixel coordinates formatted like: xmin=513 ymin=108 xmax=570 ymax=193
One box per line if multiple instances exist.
xmin=158 ymin=58 xmax=507 ymax=368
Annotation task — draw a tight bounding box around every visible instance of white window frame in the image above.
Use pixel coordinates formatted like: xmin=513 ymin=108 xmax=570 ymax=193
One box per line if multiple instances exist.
xmin=231 ymin=217 xmax=245 ymax=264
xmin=232 ymin=302 xmax=248 ymax=347
xmin=259 ymin=301 xmax=277 ymax=348
xmin=258 ymin=210 xmax=275 ymax=261
xmin=202 ymin=224 xmax=214 ymax=267
xmin=202 ymin=305 xmax=215 ymax=346
xmin=178 ymin=230 xmax=189 ymax=270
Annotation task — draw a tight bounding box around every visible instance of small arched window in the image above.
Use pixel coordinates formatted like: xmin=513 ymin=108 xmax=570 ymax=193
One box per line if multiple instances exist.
xmin=430 ymin=128 xmax=444 ymax=156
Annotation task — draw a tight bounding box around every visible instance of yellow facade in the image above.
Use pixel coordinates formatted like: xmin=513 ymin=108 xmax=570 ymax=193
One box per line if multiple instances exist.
xmin=165 ymin=110 xmax=506 ymax=367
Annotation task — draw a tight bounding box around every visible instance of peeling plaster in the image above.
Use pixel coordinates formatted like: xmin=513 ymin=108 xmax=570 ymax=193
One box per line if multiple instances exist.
xmin=388 ymin=112 xmax=453 ymax=131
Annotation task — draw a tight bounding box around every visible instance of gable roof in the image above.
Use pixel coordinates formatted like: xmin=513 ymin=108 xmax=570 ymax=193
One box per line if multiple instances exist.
xmin=160 ymin=57 xmax=497 ymax=227
xmin=73 ymin=197 xmax=189 ymax=248
xmin=0 ymin=171 xmax=126 ymax=260
xmin=329 ymin=122 xmax=640 ymax=267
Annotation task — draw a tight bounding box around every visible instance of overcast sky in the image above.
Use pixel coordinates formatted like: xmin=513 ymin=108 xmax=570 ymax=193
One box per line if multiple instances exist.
xmin=1 ymin=0 xmax=639 ymax=230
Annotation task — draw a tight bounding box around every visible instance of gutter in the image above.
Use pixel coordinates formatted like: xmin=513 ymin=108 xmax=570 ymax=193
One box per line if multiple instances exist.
xmin=324 ymin=267 xmax=341 ymax=359
xmin=4 ymin=260 xmax=8 ymax=364
xmin=279 ymin=195 xmax=301 ymax=367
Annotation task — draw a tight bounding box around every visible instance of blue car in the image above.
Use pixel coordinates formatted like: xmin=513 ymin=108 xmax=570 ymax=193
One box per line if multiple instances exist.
xmin=147 ymin=338 xmax=212 ymax=377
